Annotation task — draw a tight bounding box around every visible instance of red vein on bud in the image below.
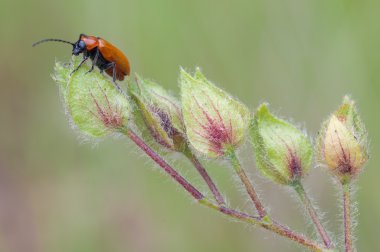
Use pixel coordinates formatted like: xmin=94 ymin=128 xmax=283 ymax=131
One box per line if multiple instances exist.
xmin=190 ymin=95 xmax=234 ymax=155
xmin=89 ymin=90 xmax=124 ymax=129
xmin=201 ymin=90 xmax=232 ymax=143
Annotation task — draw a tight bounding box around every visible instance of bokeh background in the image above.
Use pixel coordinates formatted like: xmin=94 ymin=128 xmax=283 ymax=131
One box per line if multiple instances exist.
xmin=0 ymin=0 xmax=379 ymax=251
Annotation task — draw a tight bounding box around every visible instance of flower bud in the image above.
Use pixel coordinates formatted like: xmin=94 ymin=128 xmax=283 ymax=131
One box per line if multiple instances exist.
xmin=180 ymin=68 xmax=250 ymax=158
xmin=52 ymin=61 xmax=71 ymax=98
xmin=53 ymin=57 xmax=130 ymax=137
xmin=130 ymin=75 xmax=186 ymax=151
xmin=317 ymin=96 xmax=368 ymax=184
xmin=250 ymin=104 xmax=313 ymax=185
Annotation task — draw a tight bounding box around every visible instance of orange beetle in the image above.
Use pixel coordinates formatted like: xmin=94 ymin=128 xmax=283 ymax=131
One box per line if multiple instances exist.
xmin=33 ymin=34 xmax=130 ymax=82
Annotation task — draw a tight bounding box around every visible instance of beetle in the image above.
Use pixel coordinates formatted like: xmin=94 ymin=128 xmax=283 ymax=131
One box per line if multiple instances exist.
xmin=33 ymin=34 xmax=130 ymax=82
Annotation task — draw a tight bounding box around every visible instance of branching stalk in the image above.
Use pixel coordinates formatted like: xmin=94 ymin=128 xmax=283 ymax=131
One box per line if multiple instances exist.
xmin=124 ymin=128 xmax=328 ymax=251
xmin=199 ymin=198 xmax=328 ymax=252
xmin=51 ymin=58 xmax=369 ymax=252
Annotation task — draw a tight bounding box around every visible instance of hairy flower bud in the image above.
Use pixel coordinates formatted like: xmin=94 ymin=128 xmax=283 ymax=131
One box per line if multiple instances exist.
xmin=250 ymin=104 xmax=313 ymax=185
xmin=180 ymin=68 xmax=250 ymax=158
xmin=53 ymin=57 xmax=130 ymax=137
xmin=52 ymin=61 xmax=71 ymax=98
xmin=317 ymin=96 xmax=368 ymax=184
xmin=130 ymin=75 xmax=186 ymax=151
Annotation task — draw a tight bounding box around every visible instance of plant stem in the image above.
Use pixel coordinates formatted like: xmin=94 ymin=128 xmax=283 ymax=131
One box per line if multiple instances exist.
xmin=125 ymin=129 xmax=327 ymax=251
xmin=199 ymin=198 xmax=328 ymax=252
xmin=293 ymin=181 xmax=333 ymax=249
xmin=184 ymin=148 xmax=225 ymax=205
xmin=343 ymin=183 xmax=352 ymax=252
xmin=126 ymin=129 xmax=203 ymax=200
xmin=225 ymin=147 xmax=267 ymax=218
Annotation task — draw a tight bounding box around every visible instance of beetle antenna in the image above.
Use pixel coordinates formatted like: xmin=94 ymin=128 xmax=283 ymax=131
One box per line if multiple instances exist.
xmin=32 ymin=38 xmax=75 ymax=47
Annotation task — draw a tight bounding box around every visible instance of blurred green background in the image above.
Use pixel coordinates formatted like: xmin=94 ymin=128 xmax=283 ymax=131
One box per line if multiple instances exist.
xmin=0 ymin=0 xmax=379 ymax=251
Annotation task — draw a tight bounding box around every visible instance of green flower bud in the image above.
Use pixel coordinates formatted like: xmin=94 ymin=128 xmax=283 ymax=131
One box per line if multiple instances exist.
xmin=317 ymin=96 xmax=368 ymax=184
xmin=52 ymin=61 xmax=72 ymax=98
xmin=53 ymin=57 xmax=130 ymax=137
xmin=130 ymin=75 xmax=186 ymax=151
xmin=180 ymin=68 xmax=250 ymax=158
xmin=250 ymin=104 xmax=313 ymax=185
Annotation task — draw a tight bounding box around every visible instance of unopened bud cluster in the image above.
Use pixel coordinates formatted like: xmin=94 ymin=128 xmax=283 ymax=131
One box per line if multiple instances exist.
xmin=54 ymin=58 xmax=369 ymax=186
xmin=50 ymin=57 xmax=371 ymax=252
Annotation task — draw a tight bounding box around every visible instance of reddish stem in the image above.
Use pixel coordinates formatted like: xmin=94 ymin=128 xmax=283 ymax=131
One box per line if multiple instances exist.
xmin=226 ymin=148 xmax=267 ymax=218
xmin=294 ymin=182 xmax=333 ymax=248
xmin=125 ymin=129 xmax=326 ymax=251
xmin=199 ymin=199 xmax=326 ymax=252
xmin=186 ymin=150 xmax=225 ymax=205
xmin=127 ymin=129 xmax=203 ymax=200
xmin=343 ymin=183 xmax=352 ymax=252
xmin=269 ymin=221 xmax=326 ymax=252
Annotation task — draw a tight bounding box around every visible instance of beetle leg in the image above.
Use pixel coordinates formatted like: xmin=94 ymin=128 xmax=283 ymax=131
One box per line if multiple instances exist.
xmin=102 ymin=62 xmax=117 ymax=81
xmin=86 ymin=48 xmax=99 ymax=74
xmin=103 ymin=62 xmax=126 ymax=96
xmin=103 ymin=62 xmax=117 ymax=81
xmin=112 ymin=62 xmax=117 ymax=82
xmin=70 ymin=56 xmax=89 ymax=76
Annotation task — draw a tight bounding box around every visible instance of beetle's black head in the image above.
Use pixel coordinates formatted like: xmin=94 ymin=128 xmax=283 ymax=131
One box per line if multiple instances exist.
xmin=72 ymin=40 xmax=86 ymax=56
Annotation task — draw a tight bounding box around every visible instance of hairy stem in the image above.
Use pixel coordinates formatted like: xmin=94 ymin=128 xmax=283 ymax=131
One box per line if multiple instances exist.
xmin=293 ymin=181 xmax=333 ymax=249
xmin=184 ymin=148 xmax=225 ymax=205
xmin=125 ymin=129 xmax=327 ymax=251
xmin=225 ymin=147 xmax=267 ymax=218
xmin=199 ymin=198 xmax=328 ymax=252
xmin=126 ymin=129 xmax=203 ymax=200
xmin=343 ymin=183 xmax=353 ymax=252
